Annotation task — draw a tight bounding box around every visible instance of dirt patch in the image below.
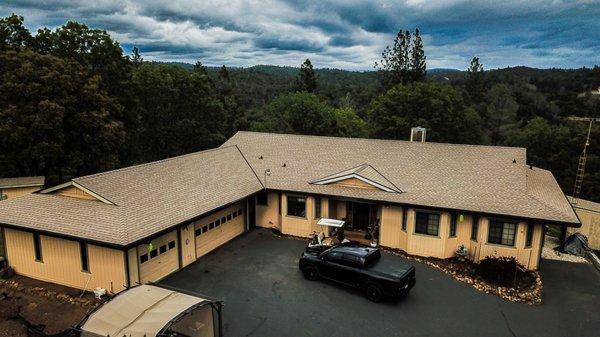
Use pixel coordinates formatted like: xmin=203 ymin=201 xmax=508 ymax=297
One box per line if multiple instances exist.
xmin=0 ymin=276 xmax=97 ymax=337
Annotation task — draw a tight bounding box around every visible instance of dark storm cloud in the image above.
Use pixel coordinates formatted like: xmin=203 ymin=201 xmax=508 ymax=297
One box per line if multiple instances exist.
xmin=1 ymin=0 xmax=598 ymax=69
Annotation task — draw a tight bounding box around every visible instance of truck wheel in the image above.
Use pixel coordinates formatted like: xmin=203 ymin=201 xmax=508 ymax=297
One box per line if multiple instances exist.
xmin=365 ymin=283 xmax=383 ymax=302
xmin=302 ymin=265 xmax=320 ymax=281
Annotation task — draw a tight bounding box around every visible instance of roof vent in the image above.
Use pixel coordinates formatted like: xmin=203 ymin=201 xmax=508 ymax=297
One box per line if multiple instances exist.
xmin=410 ymin=126 xmax=426 ymax=142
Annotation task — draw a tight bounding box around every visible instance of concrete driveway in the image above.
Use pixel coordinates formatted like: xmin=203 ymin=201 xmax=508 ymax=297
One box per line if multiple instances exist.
xmin=162 ymin=228 xmax=600 ymax=337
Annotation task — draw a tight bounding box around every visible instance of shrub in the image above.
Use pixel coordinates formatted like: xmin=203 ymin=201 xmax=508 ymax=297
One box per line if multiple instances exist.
xmin=477 ymin=256 xmax=524 ymax=288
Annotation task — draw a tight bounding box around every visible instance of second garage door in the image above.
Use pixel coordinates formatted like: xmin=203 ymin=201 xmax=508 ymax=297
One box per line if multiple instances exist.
xmin=195 ymin=203 xmax=245 ymax=258
xmin=138 ymin=230 xmax=179 ymax=284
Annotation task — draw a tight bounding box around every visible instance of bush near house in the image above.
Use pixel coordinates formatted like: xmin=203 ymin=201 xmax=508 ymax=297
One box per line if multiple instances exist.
xmin=477 ymin=256 xmax=534 ymax=288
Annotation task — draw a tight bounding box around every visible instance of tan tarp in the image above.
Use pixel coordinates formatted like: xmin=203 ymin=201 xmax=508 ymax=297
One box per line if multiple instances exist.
xmin=81 ymin=285 xmax=208 ymax=337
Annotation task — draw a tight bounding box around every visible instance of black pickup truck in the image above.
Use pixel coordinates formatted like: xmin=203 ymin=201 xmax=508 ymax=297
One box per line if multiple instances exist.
xmin=299 ymin=243 xmax=416 ymax=302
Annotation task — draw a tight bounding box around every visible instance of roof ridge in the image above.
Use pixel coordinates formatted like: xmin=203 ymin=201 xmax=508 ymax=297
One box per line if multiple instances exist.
xmin=234 ymin=145 xmax=266 ymax=189
xmin=75 ymin=146 xmax=239 ymax=182
xmin=233 ymin=131 xmax=527 ymax=151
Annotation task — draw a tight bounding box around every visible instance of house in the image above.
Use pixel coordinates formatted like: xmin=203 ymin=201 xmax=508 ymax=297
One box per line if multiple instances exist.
xmin=567 ymin=196 xmax=600 ymax=250
xmin=0 ymin=176 xmax=45 ymax=200
xmin=0 ymin=132 xmax=579 ymax=293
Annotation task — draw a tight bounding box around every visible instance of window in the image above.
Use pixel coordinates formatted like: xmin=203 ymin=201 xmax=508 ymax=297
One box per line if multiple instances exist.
xmin=237 ymin=209 xmax=243 ymax=216
xmin=287 ymin=195 xmax=307 ymax=218
xmin=150 ymin=249 xmax=158 ymax=258
xmin=401 ymin=209 xmax=407 ymax=231
xmin=525 ymin=224 xmax=534 ymax=247
xmin=324 ymin=251 xmax=344 ymax=263
xmin=314 ymin=197 xmax=321 ymax=219
xmin=33 ymin=233 xmax=42 ymax=261
xmin=209 ymin=222 xmax=214 ymax=230
xmin=203 ymin=225 xmax=208 ymax=233
xmin=257 ymin=191 xmax=268 ymax=206
xmin=168 ymin=240 xmax=176 ymax=250
xmin=488 ymin=220 xmax=517 ymax=246
xmin=232 ymin=212 xmax=237 ymax=219
xmin=471 ymin=216 xmax=479 ymax=241
xmin=341 ymin=253 xmax=361 ymax=268
xmin=159 ymin=245 xmax=167 ymax=254
xmin=227 ymin=214 xmax=232 ymax=221
xmin=414 ymin=211 xmax=440 ymax=236
xmin=195 ymin=228 xmax=202 ymax=236
xmin=449 ymin=214 xmax=457 ymax=237
xmin=140 ymin=254 xmax=149 ymax=264
xmin=215 ymin=219 xmax=220 ymax=227
xmin=80 ymin=242 xmax=89 ymax=272
xmin=0 ymin=189 xmax=6 ymax=200
xmin=221 ymin=216 xmax=226 ymax=224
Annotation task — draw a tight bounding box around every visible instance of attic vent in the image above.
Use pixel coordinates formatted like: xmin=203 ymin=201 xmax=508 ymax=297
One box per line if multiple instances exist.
xmin=410 ymin=126 xmax=426 ymax=142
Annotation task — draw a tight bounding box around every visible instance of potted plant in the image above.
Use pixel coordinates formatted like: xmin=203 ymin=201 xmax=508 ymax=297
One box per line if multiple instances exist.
xmin=455 ymin=245 xmax=468 ymax=262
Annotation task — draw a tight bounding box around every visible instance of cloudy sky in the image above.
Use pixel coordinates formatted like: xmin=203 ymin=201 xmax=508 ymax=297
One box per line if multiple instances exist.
xmin=1 ymin=0 xmax=599 ymax=70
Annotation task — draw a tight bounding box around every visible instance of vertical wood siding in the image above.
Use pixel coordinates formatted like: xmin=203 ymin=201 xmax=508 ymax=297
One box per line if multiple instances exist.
xmin=281 ymin=193 xmax=314 ymax=237
xmin=4 ymin=228 xmax=126 ymax=292
xmin=1 ymin=186 xmax=41 ymax=199
xmin=255 ymin=192 xmax=281 ymax=230
xmin=54 ymin=186 xmax=98 ymax=201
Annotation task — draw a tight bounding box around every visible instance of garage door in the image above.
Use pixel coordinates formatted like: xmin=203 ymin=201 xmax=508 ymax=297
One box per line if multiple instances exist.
xmin=138 ymin=230 xmax=179 ymax=284
xmin=195 ymin=203 xmax=245 ymax=258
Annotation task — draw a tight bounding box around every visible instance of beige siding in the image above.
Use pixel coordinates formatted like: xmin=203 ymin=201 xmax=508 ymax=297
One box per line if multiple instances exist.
xmin=331 ymin=178 xmax=379 ymax=190
xmin=405 ymin=209 xmax=445 ymax=257
xmin=54 ymin=185 xmax=99 ymax=201
xmin=281 ymin=193 xmax=314 ymax=237
xmin=568 ymin=207 xmax=600 ymax=250
xmin=180 ymin=223 xmax=196 ymax=267
xmin=256 ymin=192 xmax=281 ymax=230
xmin=194 ymin=203 xmax=245 ymax=258
xmin=470 ymin=218 xmax=543 ymax=269
xmin=138 ymin=230 xmax=179 ymax=284
xmin=127 ymin=247 xmax=140 ymax=286
xmin=379 ymin=205 xmax=402 ymax=248
xmin=4 ymin=228 xmax=126 ymax=293
xmin=1 ymin=186 xmax=41 ymax=199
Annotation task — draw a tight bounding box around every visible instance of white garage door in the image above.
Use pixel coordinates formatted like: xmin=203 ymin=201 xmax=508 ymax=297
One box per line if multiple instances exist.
xmin=138 ymin=230 xmax=179 ymax=284
xmin=195 ymin=203 xmax=245 ymax=258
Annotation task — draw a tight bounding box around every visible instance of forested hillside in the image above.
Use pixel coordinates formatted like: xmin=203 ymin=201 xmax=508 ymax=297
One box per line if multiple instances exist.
xmin=1 ymin=15 xmax=598 ymax=202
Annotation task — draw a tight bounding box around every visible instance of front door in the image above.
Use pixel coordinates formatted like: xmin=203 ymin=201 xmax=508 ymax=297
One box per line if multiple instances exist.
xmin=351 ymin=202 xmax=371 ymax=230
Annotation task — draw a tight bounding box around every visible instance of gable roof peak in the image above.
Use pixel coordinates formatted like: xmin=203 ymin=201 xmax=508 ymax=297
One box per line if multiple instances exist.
xmin=309 ymin=163 xmax=402 ymax=193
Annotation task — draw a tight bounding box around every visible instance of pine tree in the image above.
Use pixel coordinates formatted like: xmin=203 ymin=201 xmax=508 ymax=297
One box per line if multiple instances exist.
xmin=375 ymin=29 xmax=423 ymax=88
xmin=466 ymin=57 xmax=486 ymax=103
xmin=295 ymin=59 xmax=317 ymax=93
xmin=193 ymin=61 xmax=208 ymax=76
xmin=131 ymin=46 xmax=143 ymax=66
xmin=410 ymin=28 xmax=426 ymax=82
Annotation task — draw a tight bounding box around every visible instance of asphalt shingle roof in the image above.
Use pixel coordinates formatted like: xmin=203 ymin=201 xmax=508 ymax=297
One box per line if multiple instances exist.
xmin=0 ymin=176 xmax=45 ymax=188
xmin=223 ymin=131 xmax=579 ymax=225
xmin=0 ymin=132 xmax=579 ymax=246
xmin=0 ymin=146 xmax=263 ymax=246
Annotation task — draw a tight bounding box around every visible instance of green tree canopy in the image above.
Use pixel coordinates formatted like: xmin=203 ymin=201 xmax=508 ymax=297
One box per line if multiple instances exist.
xmin=251 ymin=92 xmax=366 ymax=137
xmin=0 ymin=49 xmax=124 ymax=180
xmin=367 ymin=82 xmax=485 ymax=144
xmin=131 ymin=64 xmax=226 ymax=161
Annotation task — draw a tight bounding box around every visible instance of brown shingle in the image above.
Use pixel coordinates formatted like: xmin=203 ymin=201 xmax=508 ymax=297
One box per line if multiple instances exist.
xmin=223 ymin=131 xmax=578 ymax=224
xmin=0 ymin=146 xmax=263 ymax=246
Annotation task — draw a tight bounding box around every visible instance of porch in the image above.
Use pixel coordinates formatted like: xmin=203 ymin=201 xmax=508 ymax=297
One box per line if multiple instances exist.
xmin=322 ymin=198 xmax=381 ymax=245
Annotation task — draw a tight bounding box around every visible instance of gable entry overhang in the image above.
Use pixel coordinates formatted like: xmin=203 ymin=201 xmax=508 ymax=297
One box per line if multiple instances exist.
xmin=309 ymin=163 xmax=402 ymax=193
